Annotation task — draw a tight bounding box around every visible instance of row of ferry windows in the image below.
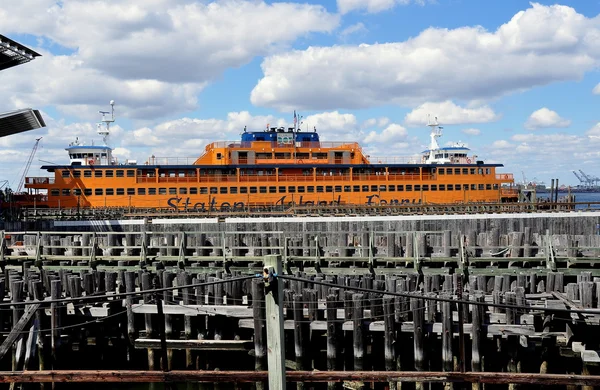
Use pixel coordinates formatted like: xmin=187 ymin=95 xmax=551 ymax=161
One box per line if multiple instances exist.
xmin=51 ymin=183 xmax=499 ymax=197
xmin=62 ymin=170 xmax=136 ymax=178
xmin=438 ymin=168 xmax=490 ymax=175
xmin=61 ymin=167 xmax=492 ymax=178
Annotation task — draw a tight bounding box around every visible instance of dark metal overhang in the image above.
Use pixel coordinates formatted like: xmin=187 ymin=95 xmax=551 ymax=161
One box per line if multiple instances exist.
xmin=0 ymin=108 xmax=46 ymax=138
xmin=0 ymin=34 xmax=41 ymax=71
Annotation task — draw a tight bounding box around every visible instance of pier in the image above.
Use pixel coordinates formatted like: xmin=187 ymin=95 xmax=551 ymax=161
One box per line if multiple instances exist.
xmin=0 ymin=211 xmax=600 ymax=386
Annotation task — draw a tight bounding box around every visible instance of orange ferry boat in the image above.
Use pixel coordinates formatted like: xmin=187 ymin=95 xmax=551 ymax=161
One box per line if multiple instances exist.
xmin=22 ymin=102 xmax=518 ymax=211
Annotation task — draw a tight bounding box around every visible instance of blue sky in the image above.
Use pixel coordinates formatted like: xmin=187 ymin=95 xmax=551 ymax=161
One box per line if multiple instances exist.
xmin=2 ymin=0 xmax=600 ymax=188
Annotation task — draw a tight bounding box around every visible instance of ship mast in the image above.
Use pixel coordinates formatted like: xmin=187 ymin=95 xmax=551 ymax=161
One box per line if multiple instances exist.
xmin=427 ymin=115 xmax=443 ymax=151
xmin=97 ymin=100 xmax=115 ymax=146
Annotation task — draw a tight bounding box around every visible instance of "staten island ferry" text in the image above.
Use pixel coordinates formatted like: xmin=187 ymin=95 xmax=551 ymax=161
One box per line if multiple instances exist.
xmin=166 ymin=194 xmax=414 ymax=211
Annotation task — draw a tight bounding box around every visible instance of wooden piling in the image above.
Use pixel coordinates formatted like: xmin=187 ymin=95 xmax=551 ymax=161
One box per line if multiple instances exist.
xmin=411 ymin=296 xmax=425 ymax=390
xmin=352 ymin=293 xmax=364 ymax=371
xmin=326 ymin=294 xmax=341 ymax=390
xmin=251 ymin=278 xmax=266 ymax=390
xmin=383 ymin=295 xmax=397 ymax=390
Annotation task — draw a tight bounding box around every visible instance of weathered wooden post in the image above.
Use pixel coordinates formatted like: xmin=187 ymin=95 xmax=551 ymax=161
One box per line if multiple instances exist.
xmin=252 ymin=278 xmax=267 ymax=390
xmin=264 ymin=254 xmax=286 ymax=389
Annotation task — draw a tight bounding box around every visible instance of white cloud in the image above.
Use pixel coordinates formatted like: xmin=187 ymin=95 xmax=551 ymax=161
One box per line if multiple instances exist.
xmin=0 ymin=0 xmax=339 ymax=118
xmin=404 ymin=101 xmax=499 ymax=126
xmin=524 ymin=108 xmax=571 ymax=130
xmin=251 ymin=3 xmax=600 ymax=111
xmin=491 ymin=140 xmax=513 ymax=149
xmin=337 ymin=0 xmax=426 ymax=15
xmin=339 ymin=23 xmax=368 ymax=38
xmin=461 ymin=128 xmax=481 ymax=136
xmin=593 ymin=83 xmax=600 ymax=94
xmin=364 ymin=124 xmax=407 ymax=144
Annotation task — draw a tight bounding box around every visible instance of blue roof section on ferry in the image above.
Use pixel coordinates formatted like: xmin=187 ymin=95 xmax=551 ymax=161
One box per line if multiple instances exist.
xmin=65 ymin=145 xmax=111 ymax=150
xmin=421 ymin=146 xmax=471 ymax=153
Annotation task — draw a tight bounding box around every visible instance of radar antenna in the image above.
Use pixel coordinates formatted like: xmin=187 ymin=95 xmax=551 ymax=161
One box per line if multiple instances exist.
xmin=97 ymin=100 xmax=115 ymax=145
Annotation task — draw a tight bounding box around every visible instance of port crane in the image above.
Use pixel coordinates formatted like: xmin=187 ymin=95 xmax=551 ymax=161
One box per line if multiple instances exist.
xmin=572 ymin=170 xmax=600 ymax=188
xmin=15 ymin=137 xmax=42 ymax=193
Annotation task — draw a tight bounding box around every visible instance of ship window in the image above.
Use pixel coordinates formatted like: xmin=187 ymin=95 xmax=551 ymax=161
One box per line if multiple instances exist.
xmin=220 ymin=187 xmax=228 ymax=194
xmin=73 ymin=189 xmax=82 ymax=196
xmin=470 ymin=184 xmax=476 ymax=191
xmin=168 ymin=188 xmax=176 ymax=195
xmin=478 ymin=184 xmax=484 ymax=190
xmin=61 ymin=170 xmax=70 ymax=178
xmin=269 ymin=186 xmax=277 ymax=193
xmin=438 ymin=169 xmax=445 ymax=175
xmin=84 ymin=170 xmax=92 ymax=178
xmin=101 ymin=153 xmax=107 ymax=157
xmin=117 ymin=188 xmax=124 ymax=195
xmin=353 ymin=185 xmax=360 ymax=192
xmin=84 ymin=189 xmax=92 ymax=196
xmin=230 ymin=187 xmax=238 ymax=194
xmin=127 ymin=170 xmax=135 ymax=177
xmin=159 ymin=188 xmax=167 ymax=195
xmin=335 ymin=186 xmax=342 ymax=192
xmin=62 ymin=189 xmax=70 ymax=196
xmin=388 ymin=185 xmax=395 ymax=191
xmin=470 ymin=168 xmax=476 ymax=175
xmin=149 ymin=188 xmax=157 ymax=195
xmin=279 ymin=186 xmax=286 ymax=193
xmin=51 ymin=189 xmax=59 ymax=196
xmin=463 ymin=184 xmax=469 ymax=191
xmin=406 ymin=185 xmax=412 ymax=191
xmin=379 ymin=185 xmax=386 ymax=192
xmin=462 ymin=168 xmax=468 ymax=175
xmin=106 ymin=188 xmax=114 ymax=196
xmin=250 ymin=187 xmax=257 ymax=194
xmin=486 ymin=184 xmax=491 ymax=190
xmin=326 ymin=186 xmax=333 ymax=192
xmin=397 ymin=185 xmax=404 ymax=191
xmin=73 ymin=170 xmax=81 ymax=178
xmin=454 ymin=168 xmax=460 ymax=175
xmin=446 ymin=169 xmax=452 ymax=175
xmin=116 ymin=170 xmax=124 ymax=177
xmin=344 ymin=186 xmax=351 ymax=192
xmin=95 ymin=189 xmax=103 ymax=196
xmin=447 ymin=184 xmax=453 ymax=191
xmin=240 ymin=187 xmax=247 ymax=194
xmin=431 ymin=185 xmax=437 ymax=191
xmin=189 ymin=187 xmax=197 ymax=195
xmin=259 ymin=186 xmax=267 ymax=193
xmin=210 ymin=187 xmax=217 ymax=194
xmin=422 ymin=185 xmax=429 ymax=191
xmin=95 ymin=171 xmax=102 ymax=178
xmin=216 ymin=153 xmax=222 ymax=160
xmin=289 ymin=186 xmax=296 ymax=193
xmin=317 ymin=186 xmax=324 ymax=193
xmin=105 ymin=170 xmax=114 ymax=178
xmin=371 ymin=185 xmax=377 ymax=192
xmin=478 ymin=168 xmax=483 ymax=175
xmin=179 ymin=188 xmax=187 ymax=195
xmin=307 ymin=186 xmax=314 ymax=193
xmin=493 ymin=184 xmax=499 ymax=190
xmin=298 ymin=186 xmax=305 ymax=193
xmin=414 ymin=185 xmax=421 ymax=191
xmin=362 ymin=185 xmax=369 ymax=192
xmin=200 ymin=187 xmax=208 ymax=194
xmin=138 ymin=188 xmax=146 ymax=195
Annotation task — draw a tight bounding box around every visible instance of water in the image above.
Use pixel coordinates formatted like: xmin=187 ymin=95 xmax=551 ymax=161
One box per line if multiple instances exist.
xmin=537 ymin=191 xmax=600 ymax=209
